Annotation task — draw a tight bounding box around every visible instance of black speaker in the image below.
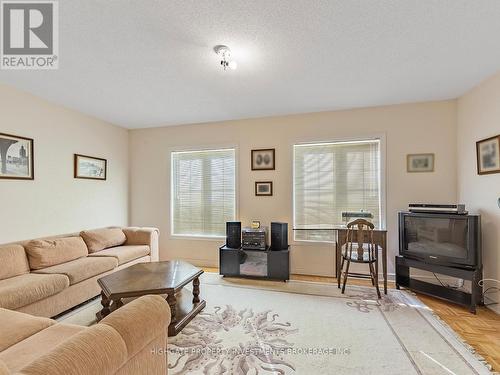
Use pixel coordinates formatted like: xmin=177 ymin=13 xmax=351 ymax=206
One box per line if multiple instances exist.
xmin=271 ymin=222 xmax=288 ymax=251
xmin=226 ymin=222 xmax=241 ymax=249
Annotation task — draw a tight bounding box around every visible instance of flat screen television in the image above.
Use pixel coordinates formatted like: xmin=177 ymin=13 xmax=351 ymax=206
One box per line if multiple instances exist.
xmin=399 ymin=212 xmax=481 ymax=268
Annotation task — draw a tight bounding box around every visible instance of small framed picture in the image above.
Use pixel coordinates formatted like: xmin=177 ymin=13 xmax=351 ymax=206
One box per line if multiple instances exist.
xmin=476 ymin=135 xmax=500 ymax=175
xmin=74 ymin=154 xmax=107 ymax=180
xmin=0 ymin=132 xmax=34 ymax=180
xmin=255 ymin=181 xmax=273 ymax=196
xmin=251 ymin=148 xmax=275 ymax=170
xmin=407 ymin=153 xmax=434 ymax=173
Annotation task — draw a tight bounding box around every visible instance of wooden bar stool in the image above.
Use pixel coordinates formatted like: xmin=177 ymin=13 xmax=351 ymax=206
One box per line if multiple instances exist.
xmin=338 ymin=219 xmax=381 ymax=298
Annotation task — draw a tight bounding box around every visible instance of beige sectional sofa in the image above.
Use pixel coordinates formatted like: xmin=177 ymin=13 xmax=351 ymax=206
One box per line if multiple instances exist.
xmin=0 ymin=227 xmax=159 ymax=318
xmin=0 ymin=295 xmax=170 ymax=374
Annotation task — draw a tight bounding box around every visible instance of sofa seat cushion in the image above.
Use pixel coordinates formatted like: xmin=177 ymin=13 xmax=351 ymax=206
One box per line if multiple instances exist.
xmin=0 ymin=324 xmax=84 ymax=373
xmin=0 ymin=244 xmax=30 ymax=281
xmin=88 ymin=245 xmax=150 ymax=265
xmin=24 ymin=237 xmax=88 ymax=270
xmin=33 ymin=257 xmax=118 ymax=285
xmin=0 ymin=273 xmax=69 ymax=310
xmin=80 ymin=228 xmax=126 ymax=253
xmin=0 ymin=308 xmax=55 ymax=352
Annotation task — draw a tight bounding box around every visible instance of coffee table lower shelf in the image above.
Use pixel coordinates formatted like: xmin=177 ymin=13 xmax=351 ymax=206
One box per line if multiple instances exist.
xmin=168 ymin=288 xmax=206 ymax=336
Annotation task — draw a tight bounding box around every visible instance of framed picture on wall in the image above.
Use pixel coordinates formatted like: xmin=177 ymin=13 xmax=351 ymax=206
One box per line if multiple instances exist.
xmin=251 ymin=148 xmax=275 ymax=170
xmin=0 ymin=132 xmax=34 ymax=180
xmin=255 ymin=181 xmax=273 ymax=196
xmin=74 ymin=154 xmax=107 ymax=180
xmin=476 ymin=135 xmax=500 ymax=175
xmin=407 ymin=153 xmax=434 ymax=173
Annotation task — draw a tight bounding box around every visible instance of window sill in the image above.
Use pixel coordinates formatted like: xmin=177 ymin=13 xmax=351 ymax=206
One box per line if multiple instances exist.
xmin=292 ymin=240 xmax=335 ymax=247
xmin=169 ymin=234 xmax=225 ymax=242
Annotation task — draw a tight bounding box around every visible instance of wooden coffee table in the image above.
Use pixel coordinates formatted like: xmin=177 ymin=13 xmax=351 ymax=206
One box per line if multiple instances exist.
xmin=96 ymin=260 xmax=206 ymax=336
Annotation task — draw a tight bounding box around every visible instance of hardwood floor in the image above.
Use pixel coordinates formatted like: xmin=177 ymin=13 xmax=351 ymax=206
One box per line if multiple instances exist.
xmin=417 ymin=294 xmax=500 ymax=371
xmin=202 ymin=267 xmax=500 ymax=371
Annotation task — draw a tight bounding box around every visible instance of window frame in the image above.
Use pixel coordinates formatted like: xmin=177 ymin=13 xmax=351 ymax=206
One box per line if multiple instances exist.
xmin=169 ymin=145 xmax=239 ymax=241
xmin=292 ymin=135 xmax=387 ymax=244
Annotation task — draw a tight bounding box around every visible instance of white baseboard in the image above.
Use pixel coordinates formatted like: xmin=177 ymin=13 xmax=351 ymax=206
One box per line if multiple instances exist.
xmin=290 ymin=266 xmax=333 ymax=278
xmin=162 ymin=257 xmax=218 ymax=268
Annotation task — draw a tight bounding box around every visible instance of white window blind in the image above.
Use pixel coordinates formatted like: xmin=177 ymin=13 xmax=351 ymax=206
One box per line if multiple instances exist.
xmin=293 ymin=140 xmax=381 ymax=242
xmin=171 ymin=148 xmax=236 ymax=237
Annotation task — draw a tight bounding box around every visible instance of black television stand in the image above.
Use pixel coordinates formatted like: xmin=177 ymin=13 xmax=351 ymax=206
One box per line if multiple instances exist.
xmin=395 ymin=256 xmax=483 ymax=314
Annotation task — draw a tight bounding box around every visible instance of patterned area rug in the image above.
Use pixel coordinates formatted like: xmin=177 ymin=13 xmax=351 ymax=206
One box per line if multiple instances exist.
xmin=58 ymin=273 xmax=494 ymax=375
xmin=169 ymin=274 xmax=493 ymax=375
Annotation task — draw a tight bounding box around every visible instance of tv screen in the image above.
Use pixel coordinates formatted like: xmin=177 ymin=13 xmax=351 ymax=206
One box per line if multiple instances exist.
xmin=403 ymin=216 xmax=469 ymax=259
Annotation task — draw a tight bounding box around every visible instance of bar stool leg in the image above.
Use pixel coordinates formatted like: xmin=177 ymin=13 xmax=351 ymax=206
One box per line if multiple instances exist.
xmin=338 ymin=256 xmax=345 ymax=289
xmin=341 ymin=260 xmax=350 ymax=294
xmin=369 ymin=262 xmax=375 ymax=285
xmin=374 ymin=258 xmax=381 ymax=299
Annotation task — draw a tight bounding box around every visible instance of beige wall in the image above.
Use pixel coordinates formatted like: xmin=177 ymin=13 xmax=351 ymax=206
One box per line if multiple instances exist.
xmin=3 ymin=74 xmax=497 ymax=307
xmin=457 ymin=71 xmax=500 ymax=313
xmin=0 ymin=84 xmax=129 ymax=243
xmin=130 ymin=100 xmax=458 ymax=276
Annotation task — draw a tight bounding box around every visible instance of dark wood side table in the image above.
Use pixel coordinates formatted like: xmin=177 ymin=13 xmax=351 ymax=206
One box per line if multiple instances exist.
xmin=293 ymin=226 xmax=388 ymax=294
xmin=96 ymin=260 xmax=206 ymax=336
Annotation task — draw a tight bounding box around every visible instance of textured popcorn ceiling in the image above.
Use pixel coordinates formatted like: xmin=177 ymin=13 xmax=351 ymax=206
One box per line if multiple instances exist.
xmin=1 ymin=0 xmax=500 ymax=128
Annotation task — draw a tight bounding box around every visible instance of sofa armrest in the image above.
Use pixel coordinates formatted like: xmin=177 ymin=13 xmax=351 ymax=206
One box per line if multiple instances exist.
xmin=16 ymin=324 xmax=128 ymax=375
xmin=16 ymin=296 xmax=170 ymax=375
xmin=122 ymin=227 xmax=159 ymax=262
xmin=101 ymin=295 xmax=170 ymax=357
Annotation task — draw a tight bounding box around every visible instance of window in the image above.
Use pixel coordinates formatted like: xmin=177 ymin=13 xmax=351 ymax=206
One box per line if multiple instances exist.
xmin=171 ymin=148 xmax=236 ymax=237
xmin=293 ymin=140 xmax=382 ymax=242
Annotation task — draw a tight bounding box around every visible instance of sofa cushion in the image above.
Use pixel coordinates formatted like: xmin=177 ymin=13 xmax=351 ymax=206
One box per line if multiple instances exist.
xmin=33 ymin=257 xmax=118 ymax=285
xmin=80 ymin=228 xmax=126 ymax=253
xmin=88 ymin=245 xmax=150 ymax=265
xmin=0 ymin=324 xmax=84 ymax=373
xmin=0 ymin=244 xmax=30 ymax=280
xmin=0 ymin=274 xmax=69 ymax=310
xmin=24 ymin=237 xmax=88 ymax=270
xmin=0 ymin=308 xmax=55 ymax=352
xmin=122 ymin=227 xmax=158 ymax=245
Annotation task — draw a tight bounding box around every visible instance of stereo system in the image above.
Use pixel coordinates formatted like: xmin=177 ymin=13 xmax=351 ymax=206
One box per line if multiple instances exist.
xmin=226 ymin=221 xmax=241 ymax=249
xmin=271 ymin=222 xmax=288 ymax=251
xmin=408 ymin=204 xmax=468 ymax=215
xmin=226 ymin=221 xmax=289 ymax=251
xmin=242 ymin=227 xmax=268 ymax=250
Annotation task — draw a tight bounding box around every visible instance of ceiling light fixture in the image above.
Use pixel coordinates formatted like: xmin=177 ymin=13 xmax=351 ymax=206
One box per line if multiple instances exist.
xmin=214 ymin=45 xmax=237 ymax=71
